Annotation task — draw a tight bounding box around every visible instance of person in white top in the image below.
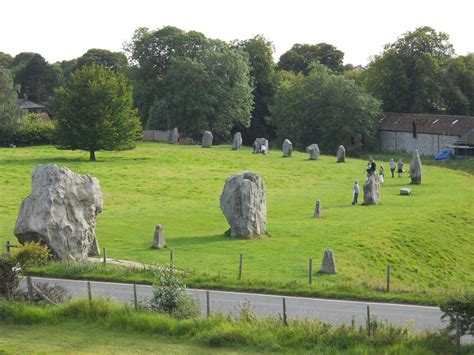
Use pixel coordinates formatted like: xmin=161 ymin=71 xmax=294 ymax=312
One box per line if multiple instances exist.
xmin=389 ymin=158 xmax=396 ymax=178
xmin=352 ymin=181 xmax=360 ymax=205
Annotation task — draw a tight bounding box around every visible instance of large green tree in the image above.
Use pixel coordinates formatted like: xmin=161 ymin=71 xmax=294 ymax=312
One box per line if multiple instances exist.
xmin=269 ymin=64 xmax=381 ymax=152
xmin=54 ymin=64 xmax=142 ymax=161
xmin=0 ymin=68 xmax=21 ymax=139
xmin=278 ymin=43 xmax=344 ymax=74
xmin=76 ymin=48 xmax=128 ymax=72
xmin=0 ymin=52 xmax=13 ymax=68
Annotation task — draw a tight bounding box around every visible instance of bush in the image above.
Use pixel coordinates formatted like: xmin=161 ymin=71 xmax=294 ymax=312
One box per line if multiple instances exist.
xmin=13 ymin=241 xmax=51 ymax=270
xmin=33 ymin=282 xmax=70 ymax=304
xmin=440 ymin=291 xmax=474 ymax=337
xmin=13 ymin=113 xmax=56 ymax=145
xmin=0 ymin=256 xmax=21 ymax=299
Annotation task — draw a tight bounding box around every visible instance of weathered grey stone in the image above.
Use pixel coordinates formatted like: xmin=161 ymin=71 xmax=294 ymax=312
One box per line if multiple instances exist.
xmin=14 ymin=164 xmax=102 ymax=261
xmin=400 ymin=188 xmax=412 ymax=196
xmin=169 ymin=128 xmax=179 ymax=144
xmin=363 ymin=174 xmax=381 ymax=205
xmin=314 ymin=199 xmax=322 ymax=218
xmin=232 ymin=132 xmax=243 ymax=150
xmin=152 ymin=224 xmax=166 ymax=249
xmin=336 ymin=145 xmax=345 ymax=163
xmin=202 ymin=131 xmax=213 ymax=147
xmin=321 ymin=249 xmax=337 ymax=274
xmin=220 ymin=172 xmax=266 ymax=238
xmin=306 ymin=144 xmax=320 ymax=160
xmin=282 ymin=139 xmax=293 ymax=157
xmin=409 ymin=149 xmax=422 ymax=184
xmin=253 ymin=138 xmax=269 ymax=153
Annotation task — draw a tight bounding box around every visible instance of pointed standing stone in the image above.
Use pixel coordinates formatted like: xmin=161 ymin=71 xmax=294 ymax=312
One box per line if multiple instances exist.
xmin=306 ymin=144 xmax=320 ymax=160
xmin=202 ymin=131 xmax=213 ymax=147
xmin=314 ymin=199 xmax=322 ymax=218
xmin=152 ymin=224 xmax=166 ymax=249
xmin=410 ymin=149 xmax=422 ymax=184
xmin=282 ymin=139 xmax=293 ymax=157
xmin=232 ymin=132 xmax=242 ymax=150
xmin=363 ymin=174 xmax=381 ymax=205
xmin=336 ymin=145 xmax=345 ymax=163
xmin=321 ymin=249 xmax=337 ymax=274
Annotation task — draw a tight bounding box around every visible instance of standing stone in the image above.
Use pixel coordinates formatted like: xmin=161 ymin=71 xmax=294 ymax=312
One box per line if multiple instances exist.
xmin=169 ymin=128 xmax=179 ymax=144
xmin=14 ymin=164 xmax=102 ymax=261
xmin=152 ymin=224 xmax=166 ymax=249
xmin=410 ymin=149 xmax=422 ymax=185
xmin=220 ymin=172 xmax=266 ymax=238
xmin=336 ymin=145 xmax=346 ymax=163
xmin=202 ymin=131 xmax=213 ymax=148
xmin=253 ymin=138 xmax=269 ymax=153
xmin=306 ymin=144 xmax=320 ymax=160
xmin=282 ymin=139 xmax=293 ymax=157
xmin=232 ymin=132 xmax=243 ymax=150
xmin=314 ymin=199 xmax=322 ymax=218
xmin=321 ymin=249 xmax=337 ymax=274
xmin=363 ymin=174 xmax=381 ymax=205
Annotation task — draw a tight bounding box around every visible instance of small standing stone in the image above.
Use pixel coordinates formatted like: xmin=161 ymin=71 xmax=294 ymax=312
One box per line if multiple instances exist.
xmin=314 ymin=199 xmax=322 ymax=218
xmin=152 ymin=224 xmax=166 ymax=249
xmin=253 ymin=138 xmax=269 ymax=153
xmin=306 ymin=144 xmax=320 ymax=160
xmin=321 ymin=249 xmax=337 ymax=274
xmin=363 ymin=174 xmax=381 ymax=205
xmin=282 ymin=139 xmax=293 ymax=157
xmin=169 ymin=128 xmax=179 ymax=144
xmin=202 ymin=131 xmax=213 ymax=148
xmin=410 ymin=149 xmax=422 ymax=185
xmin=336 ymin=145 xmax=345 ymax=163
xmin=232 ymin=132 xmax=242 ymax=150
xmin=400 ymin=188 xmax=412 ymax=196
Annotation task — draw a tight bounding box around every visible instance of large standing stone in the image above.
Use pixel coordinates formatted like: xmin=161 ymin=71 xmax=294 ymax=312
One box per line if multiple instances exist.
xmin=410 ymin=149 xmax=422 ymax=185
xmin=314 ymin=199 xmax=322 ymax=218
xmin=152 ymin=224 xmax=166 ymax=249
xmin=253 ymin=138 xmax=269 ymax=153
xmin=363 ymin=174 xmax=381 ymax=205
xmin=336 ymin=145 xmax=345 ymax=163
xmin=220 ymin=172 xmax=266 ymax=238
xmin=14 ymin=164 xmax=103 ymax=261
xmin=282 ymin=139 xmax=293 ymax=157
xmin=202 ymin=131 xmax=213 ymax=148
xmin=306 ymin=144 xmax=320 ymax=160
xmin=232 ymin=132 xmax=243 ymax=150
xmin=169 ymin=128 xmax=179 ymax=144
xmin=321 ymin=249 xmax=337 ymax=274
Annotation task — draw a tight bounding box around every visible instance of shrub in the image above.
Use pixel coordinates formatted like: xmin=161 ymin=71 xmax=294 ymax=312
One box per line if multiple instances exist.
xmin=13 ymin=113 xmax=56 ymax=145
xmin=0 ymin=256 xmax=21 ymax=299
xmin=33 ymin=282 xmax=70 ymax=304
xmin=440 ymin=291 xmax=474 ymax=338
xmin=13 ymin=241 xmax=51 ymax=270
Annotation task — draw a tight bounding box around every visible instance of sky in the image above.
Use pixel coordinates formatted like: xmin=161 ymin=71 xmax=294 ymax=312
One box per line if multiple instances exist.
xmin=1 ymin=0 xmax=473 ymax=66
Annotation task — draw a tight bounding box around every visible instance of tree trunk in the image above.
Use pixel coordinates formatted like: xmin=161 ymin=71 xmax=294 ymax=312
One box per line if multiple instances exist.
xmin=89 ymin=151 xmax=96 ymax=161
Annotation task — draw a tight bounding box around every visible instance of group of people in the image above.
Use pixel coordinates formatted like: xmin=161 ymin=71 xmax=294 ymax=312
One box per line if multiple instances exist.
xmin=352 ymin=157 xmax=405 ymax=205
xmin=252 ymin=141 xmax=267 ymax=155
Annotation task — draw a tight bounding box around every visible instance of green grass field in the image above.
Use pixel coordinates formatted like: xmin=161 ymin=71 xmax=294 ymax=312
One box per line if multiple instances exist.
xmin=1 ymin=142 xmax=473 ymax=303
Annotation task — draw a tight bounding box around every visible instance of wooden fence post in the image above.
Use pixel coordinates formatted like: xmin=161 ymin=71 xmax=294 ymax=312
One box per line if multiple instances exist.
xmin=386 ymin=264 xmax=391 ymax=293
xmin=309 ymin=258 xmax=313 ymax=284
xmin=26 ymin=276 xmax=33 ymax=302
xmin=170 ymin=249 xmax=174 ymax=265
xmin=103 ymin=248 xmax=106 ymax=265
xmin=206 ymin=290 xmax=210 ymax=317
xmin=6 ymin=241 xmax=10 ymax=256
xmin=282 ymin=297 xmax=288 ymax=326
xmin=238 ymin=253 xmax=243 ymax=280
xmin=133 ymin=283 xmax=138 ymax=310
xmin=87 ymin=281 xmax=92 ymax=305
xmin=366 ymin=305 xmax=371 ymax=337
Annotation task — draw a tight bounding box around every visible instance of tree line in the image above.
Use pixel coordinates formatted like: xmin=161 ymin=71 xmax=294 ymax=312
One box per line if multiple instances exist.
xmin=0 ymin=26 xmax=473 ymax=159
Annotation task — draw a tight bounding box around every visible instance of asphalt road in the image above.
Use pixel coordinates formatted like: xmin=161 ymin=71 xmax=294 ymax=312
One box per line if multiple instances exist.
xmin=20 ymin=276 xmax=449 ymax=334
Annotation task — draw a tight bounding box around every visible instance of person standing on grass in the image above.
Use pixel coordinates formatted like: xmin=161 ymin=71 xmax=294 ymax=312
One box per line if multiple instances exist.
xmin=352 ymin=180 xmax=360 ymax=205
xmin=389 ymin=158 xmax=396 ymax=178
xmin=379 ymin=165 xmax=385 ymax=183
xmin=398 ymin=159 xmax=404 ymax=178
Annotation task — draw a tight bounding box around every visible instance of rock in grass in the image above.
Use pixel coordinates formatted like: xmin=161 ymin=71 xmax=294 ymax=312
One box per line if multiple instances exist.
xmin=202 ymin=131 xmax=213 ymax=147
xmin=282 ymin=139 xmax=293 ymax=157
xmin=220 ymin=172 xmax=266 ymax=238
xmin=321 ymin=249 xmax=337 ymax=274
xmin=232 ymin=132 xmax=242 ymax=150
xmin=152 ymin=224 xmax=166 ymax=249
xmin=306 ymin=144 xmax=320 ymax=160
xmin=363 ymin=174 xmax=381 ymax=205
xmin=336 ymin=145 xmax=345 ymax=163
xmin=400 ymin=188 xmax=412 ymax=196
xmin=14 ymin=164 xmax=102 ymax=260
xmin=410 ymin=149 xmax=422 ymax=185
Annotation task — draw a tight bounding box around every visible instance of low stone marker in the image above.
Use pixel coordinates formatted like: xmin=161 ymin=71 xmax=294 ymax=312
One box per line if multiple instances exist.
xmin=410 ymin=149 xmax=422 ymax=184
xmin=321 ymin=249 xmax=337 ymax=274
xmin=169 ymin=128 xmax=179 ymax=144
xmin=232 ymin=132 xmax=242 ymax=150
xmin=400 ymin=188 xmax=412 ymax=196
xmin=282 ymin=139 xmax=293 ymax=157
xmin=314 ymin=199 xmax=322 ymax=218
xmin=306 ymin=144 xmax=320 ymax=160
xmin=336 ymin=145 xmax=345 ymax=163
xmin=152 ymin=224 xmax=166 ymax=249
xmin=363 ymin=174 xmax=381 ymax=205
xmin=202 ymin=131 xmax=213 ymax=148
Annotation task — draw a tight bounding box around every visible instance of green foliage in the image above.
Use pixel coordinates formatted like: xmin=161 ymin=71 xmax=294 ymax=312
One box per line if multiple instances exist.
xmin=75 ymin=48 xmax=128 ymax=72
xmin=145 ymin=98 xmax=170 ymax=130
xmin=440 ymin=291 xmax=474 ymax=337
xmin=13 ymin=241 xmax=51 ymax=270
xmin=0 ymin=256 xmax=20 ymax=299
xmin=54 ymin=64 xmax=142 ymax=160
xmin=13 ymin=113 xmax=56 ymax=145
xmin=0 ymin=68 xmax=21 ymax=138
xmin=278 ymin=43 xmax=345 ymax=74
xmin=0 ymin=51 xmax=13 ymax=68
xmin=270 ymin=63 xmax=382 ymax=152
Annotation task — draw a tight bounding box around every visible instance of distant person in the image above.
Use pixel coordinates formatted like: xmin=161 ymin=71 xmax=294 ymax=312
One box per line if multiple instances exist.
xmin=379 ymin=165 xmax=384 ymax=183
xmin=397 ymin=159 xmax=404 ymax=178
xmin=389 ymin=158 xmax=396 ymax=178
xmin=352 ymin=180 xmax=359 ymax=205
xmin=261 ymin=144 xmax=267 ymax=155
xmin=252 ymin=141 xmax=258 ymax=154
xmin=367 ymin=159 xmax=376 ymax=176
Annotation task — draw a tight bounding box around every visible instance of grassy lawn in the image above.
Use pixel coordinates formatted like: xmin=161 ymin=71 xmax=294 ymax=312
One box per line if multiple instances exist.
xmin=1 ymin=142 xmax=473 ymax=303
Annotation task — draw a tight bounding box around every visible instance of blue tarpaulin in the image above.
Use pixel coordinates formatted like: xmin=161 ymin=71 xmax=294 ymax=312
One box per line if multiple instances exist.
xmin=434 ymin=150 xmax=454 ymax=160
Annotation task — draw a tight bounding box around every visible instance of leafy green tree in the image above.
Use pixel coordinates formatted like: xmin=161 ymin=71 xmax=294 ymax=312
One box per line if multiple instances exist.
xmin=0 ymin=68 xmax=21 ymax=139
xmin=270 ymin=64 xmax=381 ymax=152
xmin=0 ymin=52 xmax=13 ymax=68
xmin=145 ymin=98 xmax=170 ymax=130
xmin=54 ymin=64 xmax=142 ymax=161
xmin=278 ymin=43 xmax=344 ymax=74
xmin=76 ymin=48 xmax=128 ymax=72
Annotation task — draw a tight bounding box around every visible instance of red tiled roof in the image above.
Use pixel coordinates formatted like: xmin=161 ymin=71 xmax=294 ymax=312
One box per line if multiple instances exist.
xmin=378 ymin=112 xmax=474 ymax=136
